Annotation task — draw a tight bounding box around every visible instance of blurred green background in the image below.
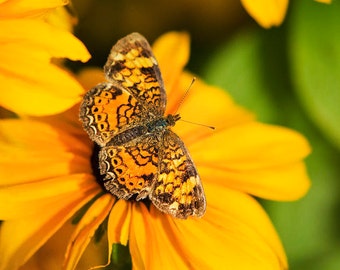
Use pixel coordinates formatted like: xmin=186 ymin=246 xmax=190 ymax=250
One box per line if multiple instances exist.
xmin=72 ymin=0 xmax=340 ymax=269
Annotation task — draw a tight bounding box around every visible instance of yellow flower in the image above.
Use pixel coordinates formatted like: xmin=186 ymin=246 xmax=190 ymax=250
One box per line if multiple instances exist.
xmin=0 ymin=0 xmax=90 ymax=116
xmin=241 ymin=0 xmax=331 ymax=28
xmin=0 ymin=32 xmax=311 ymax=269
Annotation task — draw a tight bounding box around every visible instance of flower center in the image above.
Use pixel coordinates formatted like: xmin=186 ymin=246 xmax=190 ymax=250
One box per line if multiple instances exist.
xmin=90 ymin=143 xmax=104 ymax=188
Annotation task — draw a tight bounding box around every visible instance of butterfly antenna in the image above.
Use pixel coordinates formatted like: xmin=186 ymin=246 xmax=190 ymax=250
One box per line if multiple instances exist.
xmin=173 ymin=77 xmax=196 ymax=115
xmin=174 ymin=77 xmax=215 ymax=130
xmin=180 ymin=119 xmax=215 ymax=130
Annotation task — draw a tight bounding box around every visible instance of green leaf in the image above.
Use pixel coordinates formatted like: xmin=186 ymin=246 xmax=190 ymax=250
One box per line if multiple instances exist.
xmin=289 ymin=0 xmax=340 ymax=149
xmin=202 ymin=22 xmax=340 ymax=269
xmin=202 ymin=30 xmax=283 ymax=123
xmin=312 ymin=248 xmax=340 ymax=270
xmin=263 ymin=113 xmax=340 ymax=267
xmin=72 ymin=192 xmax=104 ymax=224
xmin=109 ymin=243 xmax=132 ymax=270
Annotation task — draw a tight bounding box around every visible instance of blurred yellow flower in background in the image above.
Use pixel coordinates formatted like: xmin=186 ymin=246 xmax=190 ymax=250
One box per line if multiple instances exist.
xmin=241 ymin=0 xmax=331 ymax=28
xmin=0 ymin=0 xmax=90 ymax=116
xmin=0 ymin=27 xmax=311 ymax=270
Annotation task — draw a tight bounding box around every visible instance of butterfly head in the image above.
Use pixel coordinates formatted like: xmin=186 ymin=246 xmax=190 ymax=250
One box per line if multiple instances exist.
xmin=165 ymin=114 xmax=181 ymax=127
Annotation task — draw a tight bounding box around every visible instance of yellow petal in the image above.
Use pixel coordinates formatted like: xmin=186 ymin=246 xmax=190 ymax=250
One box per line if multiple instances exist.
xmin=0 ymin=0 xmax=68 ymax=18
xmin=171 ymin=72 xmax=254 ymax=145
xmin=190 ymin=122 xmax=311 ymax=200
xmin=105 ymin=200 xmax=132 ymax=266
xmin=77 ymin=67 xmax=106 ymax=91
xmin=22 ymin=219 xmax=108 ymax=270
xmin=0 ymin=66 xmax=84 ymax=116
xmin=43 ymin=4 xmax=76 ymax=32
xmin=0 ymin=174 xmax=99 ymax=219
xmin=147 ymin=186 xmax=287 ymax=269
xmin=34 ymin=104 xmax=90 ymax=136
xmin=63 ymin=194 xmax=114 ymax=270
xmin=145 ymin=209 xmax=191 ymax=269
xmin=129 ymin=203 xmax=152 ymax=270
xmin=241 ymin=0 xmax=288 ymax=28
xmin=0 ymin=20 xmax=90 ymax=63
xmin=315 ymin=0 xmax=331 ymax=3
xmin=0 ymin=119 xmax=92 ymax=185
xmin=0 ymin=20 xmax=90 ymax=115
xmin=108 ymin=200 xmax=132 ymax=246
xmin=0 ymin=175 xmax=99 ymax=270
xmin=183 ymin=186 xmax=286 ymax=269
xmin=191 ymin=122 xmax=311 ymax=169
xmin=23 ymin=222 xmax=75 ymax=270
xmin=152 ymin=32 xmax=190 ymax=96
xmin=201 ymin=162 xmax=310 ymax=201
xmin=98 ymin=200 xmax=133 ymax=269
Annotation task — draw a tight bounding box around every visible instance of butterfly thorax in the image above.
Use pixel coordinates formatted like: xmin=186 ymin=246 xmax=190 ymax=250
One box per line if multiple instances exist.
xmin=146 ymin=114 xmax=180 ymax=133
xmin=109 ymin=114 xmax=180 ymax=146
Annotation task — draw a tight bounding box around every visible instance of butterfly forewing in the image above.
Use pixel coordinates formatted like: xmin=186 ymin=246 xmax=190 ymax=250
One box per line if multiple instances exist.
xmin=104 ymin=32 xmax=167 ymax=116
xmin=79 ymin=82 xmax=147 ymax=146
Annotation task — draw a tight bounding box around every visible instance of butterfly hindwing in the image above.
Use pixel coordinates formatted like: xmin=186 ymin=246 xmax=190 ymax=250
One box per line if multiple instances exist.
xmin=150 ymin=130 xmax=206 ymax=219
xmin=99 ymin=134 xmax=160 ymax=200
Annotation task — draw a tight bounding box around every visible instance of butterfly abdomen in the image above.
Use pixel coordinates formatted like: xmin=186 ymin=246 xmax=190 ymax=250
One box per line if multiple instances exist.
xmin=110 ymin=126 xmax=146 ymax=146
xmin=110 ymin=115 xmax=178 ymax=146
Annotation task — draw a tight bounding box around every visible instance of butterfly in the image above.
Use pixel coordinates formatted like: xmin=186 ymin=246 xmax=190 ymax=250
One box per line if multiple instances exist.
xmin=79 ymin=33 xmax=206 ymax=219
